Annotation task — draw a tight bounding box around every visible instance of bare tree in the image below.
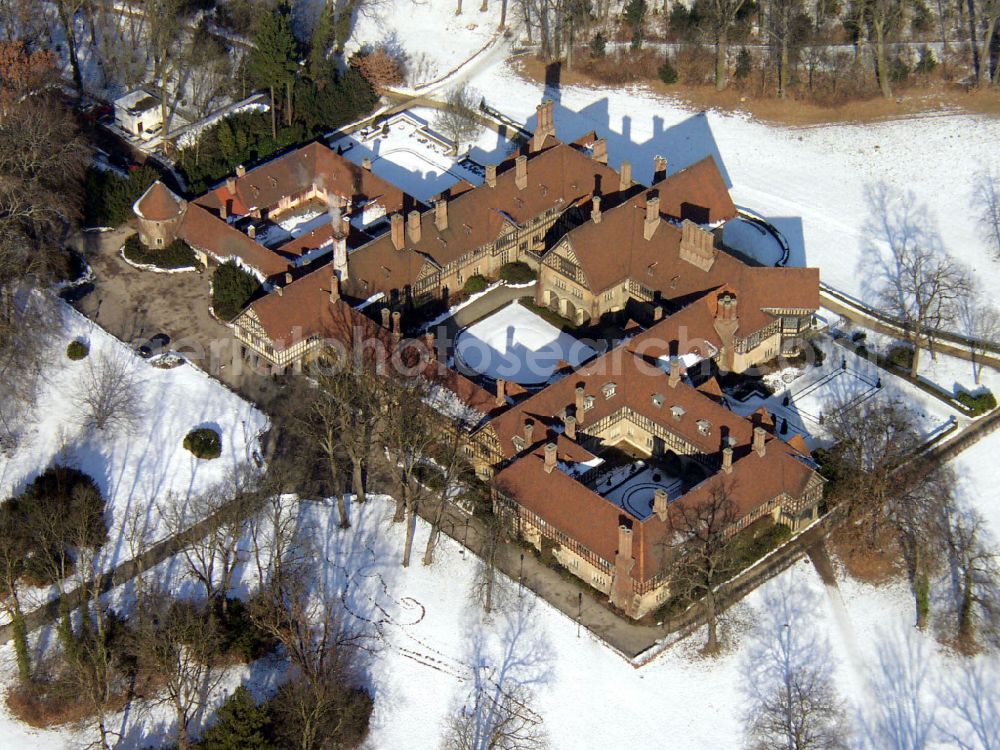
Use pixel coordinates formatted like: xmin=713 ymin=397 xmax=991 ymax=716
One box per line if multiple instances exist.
xmin=130 ymin=590 xmax=225 ymax=750
xmin=422 ymin=425 xmax=478 ymax=566
xmin=75 ymin=347 xmax=144 ymax=432
xmin=706 ymin=0 xmax=748 ymax=90
xmin=742 ymin=580 xmax=850 ymax=750
xmin=938 ymin=659 xmax=1000 ymax=749
xmin=864 ymin=0 xmax=907 ymax=97
xmin=470 ymin=511 xmax=508 ymax=615
xmin=958 ymin=290 xmax=1000 ymax=386
xmin=946 ymin=508 xmax=1000 ymax=654
xmin=765 ymin=0 xmax=805 ymax=98
xmin=973 ymin=169 xmax=1000 ymax=260
xmin=665 ymin=477 xmax=740 ymax=654
xmin=434 ymin=84 xmax=484 ymax=154
xmin=869 ymin=184 xmax=971 ymax=375
xmin=0 ymin=509 xmax=31 ymax=682
xmin=443 ymin=677 xmax=547 ymax=750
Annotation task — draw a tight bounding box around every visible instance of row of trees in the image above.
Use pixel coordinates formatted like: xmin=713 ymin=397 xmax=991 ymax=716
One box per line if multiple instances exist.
xmin=515 ymin=0 xmax=999 ymax=98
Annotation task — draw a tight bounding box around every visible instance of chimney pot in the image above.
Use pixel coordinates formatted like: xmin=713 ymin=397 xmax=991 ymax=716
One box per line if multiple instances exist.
xmin=235 ymin=164 xmax=246 ymax=177
xmin=591 ymin=195 xmax=602 ymax=224
xmin=515 ymin=155 xmax=528 ymax=190
xmin=618 ymin=524 xmax=633 ymax=559
xmin=668 ymin=357 xmax=682 ymax=388
xmin=575 ymin=386 xmax=586 ymax=425
xmin=722 ymin=445 xmax=733 ymax=474
xmin=496 ymin=377 xmax=506 ymax=407
xmin=653 ymin=488 xmax=668 ymax=519
xmin=390 ymin=213 xmax=404 ymax=250
xmin=654 ymin=155 xmax=667 ymax=182
xmin=362 ymin=156 xmax=372 ymax=170
xmin=485 ymin=163 xmax=497 ymax=188
xmin=644 ymin=191 xmax=661 ymax=241
xmin=543 ymin=442 xmax=557 ymax=473
xmin=753 ymin=426 xmax=766 ymax=457
xmin=653 ymin=305 xmax=663 ymax=322
xmin=226 ymin=177 xmax=236 ymax=195
xmin=285 ymin=271 xmax=293 ymax=285
xmin=524 ymin=419 xmax=534 ymax=443
xmin=247 ymin=224 xmax=256 ymax=239
xmin=381 ymin=307 xmax=391 ymax=328
xmin=329 ymin=275 xmax=340 ymax=303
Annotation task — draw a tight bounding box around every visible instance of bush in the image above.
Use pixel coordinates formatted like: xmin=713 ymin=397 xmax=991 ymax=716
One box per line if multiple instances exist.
xmin=727 ymin=521 xmax=792 ymax=573
xmin=216 ymin=598 xmax=279 ymax=663
xmin=122 ymin=235 xmax=198 ymax=269
xmin=66 ymin=340 xmax=89 ymax=360
xmin=197 ymin=685 xmax=275 ymax=750
xmin=82 ymin=164 xmax=160 ymax=228
xmin=887 ymin=345 xmax=914 ymax=370
xmin=956 ymin=389 xmax=997 ymax=416
xmin=184 ymin=427 xmax=222 ymax=459
xmin=497 ymin=262 xmax=536 ymax=284
xmin=735 ymin=48 xmax=753 ymax=81
xmin=212 ymin=261 xmax=260 ymax=320
xmin=658 ymin=58 xmax=679 ymax=85
xmin=463 ymin=274 xmax=489 ymax=294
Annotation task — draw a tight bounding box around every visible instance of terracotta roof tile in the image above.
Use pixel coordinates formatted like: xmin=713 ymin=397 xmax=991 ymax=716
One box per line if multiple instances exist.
xmin=135 ymin=181 xmax=184 ymax=221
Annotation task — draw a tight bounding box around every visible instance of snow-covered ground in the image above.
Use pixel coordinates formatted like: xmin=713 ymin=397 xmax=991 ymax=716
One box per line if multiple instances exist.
xmin=598 ymin=461 xmax=684 ymax=519
xmin=0 ymin=301 xmax=267 ymax=618
xmin=455 ymin=301 xmax=597 ymax=385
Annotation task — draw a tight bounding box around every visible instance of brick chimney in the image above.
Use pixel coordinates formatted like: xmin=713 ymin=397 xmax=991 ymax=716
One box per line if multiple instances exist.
xmin=407 ymin=210 xmax=421 ymax=243
xmin=668 ymin=357 xmax=682 ymax=388
xmin=618 ymin=524 xmax=633 ymax=560
xmin=564 ymin=414 xmax=576 ymax=440
xmin=575 ymin=386 xmax=586 ymax=424
xmin=247 ymin=224 xmax=256 ymax=239
xmin=654 ymin=154 xmax=667 ymax=182
xmin=425 ymin=330 xmax=436 ymax=362
xmin=362 ymin=156 xmax=372 ymax=170
xmin=653 ymin=305 xmax=663 ymax=322
xmin=524 ymin=419 xmax=534 ymax=443
xmin=285 ymin=271 xmax=293 ymax=285
xmin=390 ymin=213 xmax=404 ymax=250
xmin=592 ymin=138 xmax=608 ymax=164
xmin=235 ymin=164 xmax=246 ymax=177
xmin=515 ymin=155 xmax=527 ymax=190
xmin=753 ymin=426 xmax=766 ymax=457
xmin=485 ymin=163 xmax=497 ymax=188
xmin=543 ymin=442 xmax=557 ymax=473
xmin=226 ymin=176 xmax=237 ymax=195
xmin=329 ymin=274 xmax=340 ymax=303
xmin=680 ymin=220 xmax=717 ymax=272
xmin=591 ymin=195 xmax=602 ymax=224
xmin=653 ymin=488 xmax=668 ymax=520
xmin=722 ymin=445 xmax=733 ymax=473
xmin=333 ymin=229 xmax=348 ymax=281
xmin=496 ymin=377 xmax=506 ymax=407
xmin=618 ymin=161 xmax=632 ymax=192
xmin=434 ymin=198 xmax=448 ymax=231
xmin=219 ymin=202 xmax=228 ymax=220
xmin=381 ymin=307 xmax=390 ymax=328
xmin=533 ymin=100 xmax=555 ymax=152
xmin=644 ymin=192 xmax=661 ymax=240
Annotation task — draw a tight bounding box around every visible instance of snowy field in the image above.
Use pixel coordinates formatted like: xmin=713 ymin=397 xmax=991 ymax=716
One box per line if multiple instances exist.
xmin=0 ymin=301 xmax=268 ymax=617
xmin=455 ymin=302 xmax=597 ymax=385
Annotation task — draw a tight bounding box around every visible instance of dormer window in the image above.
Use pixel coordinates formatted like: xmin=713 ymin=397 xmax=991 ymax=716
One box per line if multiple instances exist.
xmin=602 ymin=382 xmax=617 ymax=400
xmin=671 ymin=405 xmax=685 ymax=421
xmin=697 ymin=419 xmax=711 ymax=436
xmin=584 ymin=395 xmax=596 ymax=411
xmin=652 ymin=393 xmax=665 ymax=408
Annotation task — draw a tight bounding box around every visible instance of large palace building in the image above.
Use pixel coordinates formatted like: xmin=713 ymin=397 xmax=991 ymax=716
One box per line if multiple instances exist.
xmin=133 ymin=101 xmax=824 ymax=619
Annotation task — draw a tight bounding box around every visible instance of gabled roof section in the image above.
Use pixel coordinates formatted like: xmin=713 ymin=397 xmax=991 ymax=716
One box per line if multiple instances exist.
xmin=135 ymin=180 xmax=184 ymax=221
xmin=178 ymin=203 xmax=288 ymax=277
xmin=649 ymin=156 xmax=737 ymax=225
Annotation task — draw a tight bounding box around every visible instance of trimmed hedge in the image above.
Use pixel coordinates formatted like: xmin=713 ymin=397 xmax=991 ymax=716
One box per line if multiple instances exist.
xmin=957 ymin=389 xmax=997 ymax=416
xmin=498 ymin=262 xmax=536 ymax=284
xmin=463 ymin=274 xmax=489 ymax=294
xmin=66 ymin=340 xmax=89 ymax=360
xmin=212 ymin=261 xmax=260 ymax=321
xmin=122 ymin=235 xmax=198 ymax=269
xmin=184 ymin=428 xmax=222 ymax=459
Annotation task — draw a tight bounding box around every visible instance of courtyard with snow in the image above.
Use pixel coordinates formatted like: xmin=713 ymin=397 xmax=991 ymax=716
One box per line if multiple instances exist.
xmin=454 ymin=301 xmax=598 ymax=386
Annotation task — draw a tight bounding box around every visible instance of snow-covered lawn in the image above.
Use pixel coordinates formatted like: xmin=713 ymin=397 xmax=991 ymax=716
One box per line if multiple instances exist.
xmin=455 ymin=302 xmax=597 ymax=385
xmin=598 ymin=461 xmax=684 ymax=519
xmin=0 ymin=302 xmax=267 ymax=616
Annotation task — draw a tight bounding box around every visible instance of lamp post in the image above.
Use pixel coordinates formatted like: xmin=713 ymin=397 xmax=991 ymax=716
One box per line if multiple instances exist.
xmin=462 ymin=517 xmax=470 ymax=556
xmin=577 ymin=592 xmax=582 ymax=638
xmin=519 ymin=552 xmax=524 ymax=597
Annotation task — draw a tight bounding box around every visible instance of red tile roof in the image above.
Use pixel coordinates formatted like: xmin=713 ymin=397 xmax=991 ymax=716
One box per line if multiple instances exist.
xmin=135 ymin=181 xmax=184 ymax=221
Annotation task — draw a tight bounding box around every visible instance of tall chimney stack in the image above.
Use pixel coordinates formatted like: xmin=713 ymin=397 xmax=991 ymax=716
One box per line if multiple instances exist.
xmin=591 ymin=195 xmax=602 ymax=224
xmin=390 ymin=213 xmax=404 ymax=250
xmin=644 ymin=192 xmax=661 ymax=240
xmin=515 ymin=155 xmax=527 ymax=190
xmin=592 ymin=138 xmax=608 ymax=164
xmin=235 ymin=164 xmax=246 ymax=177
xmin=496 ymin=378 xmax=506 ymax=407
xmin=722 ymin=445 xmax=733 ymax=473
xmin=524 ymin=419 xmax=534 ymax=444
xmin=329 ymin=274 xmax=340 ymax=303
xmin=533 ymin=100 xmax=555 ymax=152
xmin=543 ymin=442 xmax=557 ymax=473
xmin=668 ymin=357 xmax=682 ymax=388
xmin=564 ymin=414 xmax=577 ymax=440
xmin=753 ymin=426 xmax=766 ymax=457
xmin=654 ymin=154 xmax=667 ymax=182
xmin=618 ymin=524 xmax=633 ymax=560
xmin=391 ymin=310 xmax=401 ymax=343
xmin=618 ymin=161 xmax=632 ymax=192
xmin=485 ymin=163 xmax=497 ymax=188
xmin=362 ymin=156 xmax=372 ymax=170
xmin=381 ymin=307 xmax=390 ymax=328
xmin=425 ymin=330 xmax=436 ymax=362
xmin=434 ymin=198 xmax=448 ymax=231
xmin=407 ymin=210 xmax=421 ymax=243
xmin=653 ymin=488 xmax=668 ymax=520
xmin=575 ymin=386 xmax=586 ymax=424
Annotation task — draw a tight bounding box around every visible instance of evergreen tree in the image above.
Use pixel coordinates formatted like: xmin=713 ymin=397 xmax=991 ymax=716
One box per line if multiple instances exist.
xmin=198 ymin=686 xmax=274 ymax=750
xmin=248 ymin=4 xmax=298 ymax=138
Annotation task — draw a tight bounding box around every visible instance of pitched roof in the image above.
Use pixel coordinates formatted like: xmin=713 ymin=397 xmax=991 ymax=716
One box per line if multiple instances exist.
xmin=135 ymin=181 xmax=184 ymax=221
xmin=649 ymin=157 xmax=737 ymax=224
xmin=344 ymin=141 xmax=625 ymax=298
xmin=178 ymin=203 xmax=289 ymax=278
xmin=195 ymin=141 xmax=412 ymax=219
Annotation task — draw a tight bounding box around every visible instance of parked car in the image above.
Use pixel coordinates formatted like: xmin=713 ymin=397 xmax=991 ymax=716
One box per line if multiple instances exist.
xmin=137 ymin=333 xmax=170 ymax=358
